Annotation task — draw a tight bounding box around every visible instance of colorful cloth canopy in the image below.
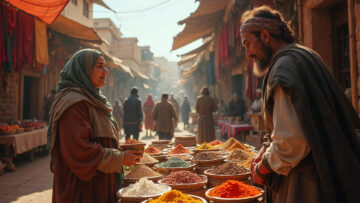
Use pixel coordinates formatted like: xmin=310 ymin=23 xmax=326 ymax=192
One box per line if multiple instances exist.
xmin=5 ymin=0 xmax=70 ymax=24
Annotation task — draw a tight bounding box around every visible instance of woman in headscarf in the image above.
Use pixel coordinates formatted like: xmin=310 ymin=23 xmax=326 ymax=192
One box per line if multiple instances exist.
xmin=143 ymin=94 xmax=155 ymax=136
xmin=48 ymin=49 xmax=142 ymax=203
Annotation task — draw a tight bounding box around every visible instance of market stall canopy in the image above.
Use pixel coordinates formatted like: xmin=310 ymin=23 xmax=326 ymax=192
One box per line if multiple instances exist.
xmin=5 ymin=0 xmax=69 ymax=24
xmin=182 ymin=52 xmax=204 ymax=78
xmin=172 ymin=0 xmax=228 ymax=50
xmin=178 ymin=53 xmax=198 ymax=66
xmin=132 ymin=68 xmax=149 ymax=80
xmin=48 ymin=15 xmax=102 ymax=43
xmin=179 ymin=35 xmax=214 ymax=57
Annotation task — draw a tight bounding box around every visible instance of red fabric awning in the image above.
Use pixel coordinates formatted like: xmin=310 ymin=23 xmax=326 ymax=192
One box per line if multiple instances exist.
xmin=5 ymin=0 xmax=70 ymax=24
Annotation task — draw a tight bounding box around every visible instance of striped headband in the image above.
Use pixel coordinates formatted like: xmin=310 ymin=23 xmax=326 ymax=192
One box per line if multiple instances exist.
xmin=240 ymin=16 xmax=282 ymax=37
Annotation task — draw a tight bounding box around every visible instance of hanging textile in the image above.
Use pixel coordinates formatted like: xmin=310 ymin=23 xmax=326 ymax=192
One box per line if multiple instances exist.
xmin=1 ymin=5 xmax=16 ymax=72
xmin=5 ymin=0 xmax=69 ymax=24
xmin=0 ymin=5 xmax=6 ymax=66
xmin=206 ymin=52 xmax=216 ymax=85
xmin=35 ymin=19 xmax=48 ymax=65
xmin=13 ymin=10 xmax=34 ymax=71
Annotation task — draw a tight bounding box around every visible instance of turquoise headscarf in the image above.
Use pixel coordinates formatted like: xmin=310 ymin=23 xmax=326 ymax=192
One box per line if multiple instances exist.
xmin=56 ymin=48 xmax=111 ymax=109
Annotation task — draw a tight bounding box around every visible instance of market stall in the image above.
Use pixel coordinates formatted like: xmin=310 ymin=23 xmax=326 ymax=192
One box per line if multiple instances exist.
xmin=217 ymin=120 xmax=252 ymax=141
xmin=0 ymin=124 xmax=47 ymax=171
xmin=118 ymin=137 xmax=263 ymax=203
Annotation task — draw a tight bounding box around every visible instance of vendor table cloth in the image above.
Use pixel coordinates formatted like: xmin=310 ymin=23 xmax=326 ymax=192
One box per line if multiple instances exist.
xmin=217 ymin=120 xmax=252 ymax=138
xmin=0 ymin=127 xmax=47 ymax=155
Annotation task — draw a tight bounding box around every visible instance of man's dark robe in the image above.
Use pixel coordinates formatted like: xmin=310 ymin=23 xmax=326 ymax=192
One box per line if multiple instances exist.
xmin=262 ymin=44 xmax=360 ymax=203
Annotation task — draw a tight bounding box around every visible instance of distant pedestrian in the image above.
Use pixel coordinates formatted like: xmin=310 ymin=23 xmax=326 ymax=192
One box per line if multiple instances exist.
xmin=195 ymin=87 xmax=218 ymax=143
xmin=143 ymin=94 xmax=155 ymax=136
xmin=228 ymin=93 xmax=246 ymax=119
xmin=113 ymin=99 xmax=124 ymax=136
xmin=123 ymin=88 xmax=143 ymax=140
xmin=181 ymin=96 xmax=191 ymax=130
xmin=152 ymin=94 xmax=177 ymax=140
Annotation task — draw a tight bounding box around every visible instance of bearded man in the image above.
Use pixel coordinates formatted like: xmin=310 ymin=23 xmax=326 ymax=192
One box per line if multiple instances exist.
xmin=240 ymin=6 xmax=360 ymax=203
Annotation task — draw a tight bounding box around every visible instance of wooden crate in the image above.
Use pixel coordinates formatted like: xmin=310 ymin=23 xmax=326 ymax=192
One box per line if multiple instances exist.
xmin=250 ymin=113 xmax=265 ymax=131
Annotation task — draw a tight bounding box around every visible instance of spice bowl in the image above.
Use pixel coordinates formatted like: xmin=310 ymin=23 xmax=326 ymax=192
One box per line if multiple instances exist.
xmin=203 ymin=169 xmax=251 ymax=187
xmin=151 ymin=140 xmax=171 ymax=145
xmin=141 ymin=194 xmax=207 ymax=203
xmin=203 ymin=169 xmax=251 ymax=180
xmin=135 ymin=160 xmax=159 ymax=167
xmin=124 ymin=175 xmax=164 ymax=185
xmin=153 ymin=162 xmax=197 ymax=175
xmin=205 ymin=187 xmax=264 ymax=203
xmin=157 ymin=175 xmax=208 ymax=190
xmin=117 ymin=185 xmax=171 ymax=202
xmin=120 ymin=143 xmax=146 ymax=154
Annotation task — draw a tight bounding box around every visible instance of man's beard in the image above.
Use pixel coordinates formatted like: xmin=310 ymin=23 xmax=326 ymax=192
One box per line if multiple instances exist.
xmin=253 ymin=40 xmax=273 ymax=77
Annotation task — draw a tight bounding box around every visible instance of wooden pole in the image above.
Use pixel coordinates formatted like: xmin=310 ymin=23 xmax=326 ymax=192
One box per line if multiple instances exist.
xmin=347 ymin=0 xmax=359 ymax=112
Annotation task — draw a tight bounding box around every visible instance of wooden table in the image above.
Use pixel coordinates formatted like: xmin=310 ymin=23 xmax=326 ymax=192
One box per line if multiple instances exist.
xmin=0 ymin=127 xmax=48 ymax=170
xmin=217 ymin=121 xmax=252 ymax=141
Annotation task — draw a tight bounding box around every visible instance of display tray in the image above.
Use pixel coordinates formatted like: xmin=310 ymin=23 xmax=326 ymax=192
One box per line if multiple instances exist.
xmin=120 ymin=143 xmax=146 ymax=154
xmin=147 ymin=152 xmax=165 ymax=156
xmin=151 ymin=140 xmax=171 ymax=145
xmin=154 ymin=162 xmax=196 ymax=173
xmin=167 ymin=154 xmax=193 ymax=161
xmin=136 ymin=160 xmax=159 ymax=167
xmin=191 ymin=156 xmax=226 ymax=164
xmin=157 ymin=175 xmax=208 ymax=190
xmin=117 ymin=185 xmax=171 ymax=202
xmin=193 ymin=148 xmax=221 ymax=153
xmin=203 ymin=169 xmax=251 ymax=180
xmin=205 ymin=187 xmax=263 ymax=203
xmin=141 ymin=194 xmax=207 ymax=203
xmin=124 ymin=175 xmax=164 ymax=184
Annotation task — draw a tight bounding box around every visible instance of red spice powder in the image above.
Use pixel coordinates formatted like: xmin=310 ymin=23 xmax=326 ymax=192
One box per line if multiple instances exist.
xmin=208 ymin=140 xmax=224 ymax=146
xmin=163 ymin=171 xmax=204 ymax=184
xmin=208 ymin=180 xmax=261 ymax=198
xmin=168 ymin=144 xmax=190 ymax=154
xmin=145 ymin=146 xmax=161 ymax=154
xmin=125 ymin=138 xmax=144 ymax=144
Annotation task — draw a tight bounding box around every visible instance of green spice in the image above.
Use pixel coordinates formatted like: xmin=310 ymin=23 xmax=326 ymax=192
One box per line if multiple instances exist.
xmin=159 ymin=157 xmax=191 ymax=168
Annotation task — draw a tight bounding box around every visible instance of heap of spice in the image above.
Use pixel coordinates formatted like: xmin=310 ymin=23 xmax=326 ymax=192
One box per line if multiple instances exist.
xmin=138 ymin=153 xmax=158 ymax=163
xmin=208 ymin=140 xmax=223 ymax=146
xmin=196 ymin=142 xmax=215 ymax=150
xmin=169 ymin=154 xmax=192 ymax=161
xmin=223 ymin=137 xmax=239 ymax=149
xmin=168 ymin=144 xmax=191 ymax=154
xmin=148 ymin=190 xmax=202 ymax=203
xmin=162 ymin=171 xmax=204 ymax=184
xmin=125 ymin=165 xmax=162 ymax=179
xmin=125 ymin=138 xmax=144 ymax=144
xmin=226 ymin=149 xmax=250 ymax=162
xmin=158 ymin=157 xmax=191 ymax=168
xmin=145 ymin=146 xmax=161 ymax=154
xmin=226 ymin=141 xmax=248 ymax=151
xmin=192 ymin=152 xmax=223 ymax=161
xmin=210 ymin=162 xmax=248 ymax=175
xmin=208 ymin=180 xmax=261 ymax=198
xmin=121 ymin=178 xmax=169 ymax=197
xmin=237 ymin=157 xmax=252 ymax=169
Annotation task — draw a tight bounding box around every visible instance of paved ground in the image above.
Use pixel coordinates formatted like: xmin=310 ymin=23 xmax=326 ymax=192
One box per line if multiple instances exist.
xmin=0 ymin=124 xmax=204 ymax=203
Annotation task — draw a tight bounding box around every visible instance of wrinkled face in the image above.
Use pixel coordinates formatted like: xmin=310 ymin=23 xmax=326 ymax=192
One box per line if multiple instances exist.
xmin=242 ymin=32 xmax=273 ymax=76
xmin=91 ymin=56 xmax=108 ymax=88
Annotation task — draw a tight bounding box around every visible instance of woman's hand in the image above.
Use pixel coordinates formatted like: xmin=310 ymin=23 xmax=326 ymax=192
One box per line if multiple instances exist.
xmin=123 ymin=150 xmax=143 ymax=166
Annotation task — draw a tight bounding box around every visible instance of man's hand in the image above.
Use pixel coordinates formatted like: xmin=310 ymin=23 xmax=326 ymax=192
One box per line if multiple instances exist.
xmin=123 ymin=150 xmax=142 ymax=166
